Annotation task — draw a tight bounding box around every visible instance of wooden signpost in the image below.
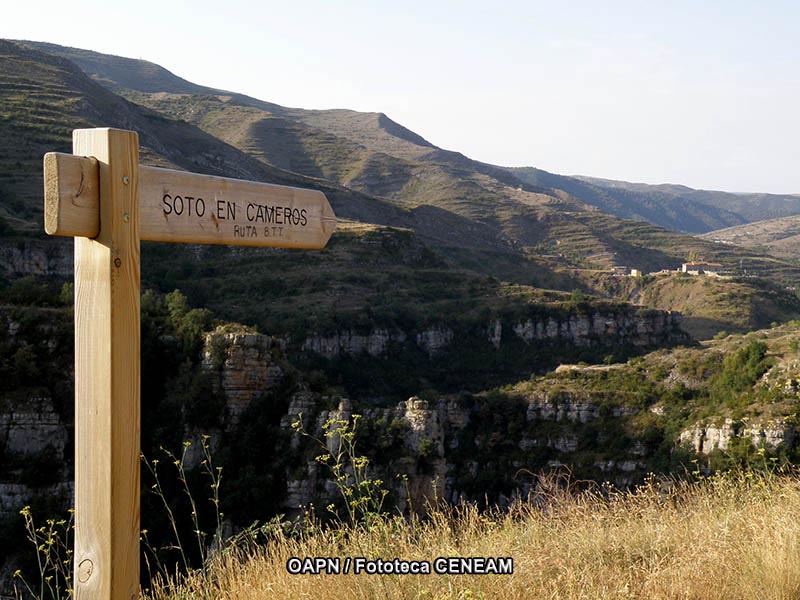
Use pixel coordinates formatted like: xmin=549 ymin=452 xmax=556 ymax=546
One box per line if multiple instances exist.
xmin=43 ymin=128 xmax=336 ymax=600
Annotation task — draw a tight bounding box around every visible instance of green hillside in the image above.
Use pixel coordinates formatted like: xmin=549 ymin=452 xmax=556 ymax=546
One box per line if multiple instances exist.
xmin=17 ymin=42 xmax=791 ymax=278
xmin=22 ymin=40 xmax=800 ymax=238
xmin=3 ymin=39 xmax=800 ymax=346
xmin=579 ymin=175 xmax=800 ymax=228
xmin=511 ymin=167 xmax=748 ymax=233
xmin=0 ymin=40 xmax=523 ymax=254
xmin=700 ymin=215 xmax=800 ymax=262
xmin=576 ymin=269 xmax=800 ymax=340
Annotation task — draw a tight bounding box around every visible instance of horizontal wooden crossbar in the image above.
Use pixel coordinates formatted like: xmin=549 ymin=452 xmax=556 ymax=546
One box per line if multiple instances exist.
xmin=44 ymin=152 xmax=337 ymax=249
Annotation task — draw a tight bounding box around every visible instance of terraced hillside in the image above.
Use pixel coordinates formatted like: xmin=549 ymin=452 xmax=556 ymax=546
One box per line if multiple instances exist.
xmin=28 ymin=41 xmax=800 ymax=236
xmin=0 ymin=40 xmax=525 ymax=253
xmin=4 ymin=39 xmax=800 ymax=344
xmin=700 ymin=215 xmax=800 ymax=262
xmin=575 ymin=269 xmax=800 ymax=340
xmin=7 ymin=42 xmax=796 ymax=258
xmin=577 ymin=175 xmax=800 ymax=230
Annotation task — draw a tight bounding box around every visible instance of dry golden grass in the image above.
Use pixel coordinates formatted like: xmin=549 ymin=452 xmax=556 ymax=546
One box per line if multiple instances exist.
xmin=144 ymin=472 xmax=800 ymax=600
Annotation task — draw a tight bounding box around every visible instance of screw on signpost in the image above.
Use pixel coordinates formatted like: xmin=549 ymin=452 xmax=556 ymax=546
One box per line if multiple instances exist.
xmin=43 ymin=127 xmax=336 ymax=599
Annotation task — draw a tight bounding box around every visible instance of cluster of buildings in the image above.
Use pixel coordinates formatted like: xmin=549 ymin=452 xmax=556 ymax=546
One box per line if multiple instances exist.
xmin=611 ymin=261 xmax=725 ymax=278
xmin=679 ymin=261 xmax=723 ymax=276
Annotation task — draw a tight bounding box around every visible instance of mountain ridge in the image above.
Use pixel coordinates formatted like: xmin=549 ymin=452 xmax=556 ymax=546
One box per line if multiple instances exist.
xmin=22 ymin=39 xmax=800 ymax=235
xmin=0 ymin=39 xmax=521 ymax=253
xmin=4 ymin=38 xmax=800 ymax=341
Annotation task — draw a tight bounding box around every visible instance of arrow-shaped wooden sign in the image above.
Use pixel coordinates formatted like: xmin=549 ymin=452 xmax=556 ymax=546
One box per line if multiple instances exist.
xmin=45 ymin=152 xmax=336 ymax=249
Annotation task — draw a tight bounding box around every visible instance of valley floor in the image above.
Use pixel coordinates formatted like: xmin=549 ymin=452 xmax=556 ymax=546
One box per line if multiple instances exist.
xmin=145 ymin=470 xmax=800 ymax=600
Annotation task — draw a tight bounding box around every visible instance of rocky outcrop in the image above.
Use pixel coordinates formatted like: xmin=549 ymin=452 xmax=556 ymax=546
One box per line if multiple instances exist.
xmin=487 ymin=320 xmax=502 ymax=349
xmin=525 ymin=391 xmax=636 ymax=423
xmin=0 ymin=396 xmax=68 ymax=458
xmin=415 ymin=327 xmax=454 ymax=356
xmin=0 ymin=482 xmax=73 ymax=519
xmin=283 ymin=395 xmax=462 ymax=512
xmin=400 ymin=397 xmax=443 ymax=454
xmin=511 ymin=309 xmax=683 ymax=347
xmin=0 ymin=394 xmax=72 ymax=549
xmin=301 ymin=308 xmax=685 ymax=360
xmin=395 ymin=397 xmax=447 ymax=508
xmin=202 ymin=328 xmax=285 ymax=425
xmin=679 ymin=418 xmax=794 ymax=454
xmin=285 ymin=465 xmax=318 ymax=509
xmin=0 ymin=483 xmax=31 ymax=519
xmin=301 ymin=329 xmax=406 ymax=358
xmin=0 ymin=240 xmax=72 ymax=277
xmin=280 ymin=384 xmax=653 ymax=512
xmin=301 ymin=326 xmax=458 ymax=358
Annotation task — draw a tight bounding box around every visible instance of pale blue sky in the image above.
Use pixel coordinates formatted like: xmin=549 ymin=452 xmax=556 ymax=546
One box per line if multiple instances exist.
xmin=5 ymin=0 xmax=799 ymax=193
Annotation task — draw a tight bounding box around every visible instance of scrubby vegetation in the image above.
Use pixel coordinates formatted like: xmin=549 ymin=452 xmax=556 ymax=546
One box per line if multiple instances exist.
xmin=141 ymin=470 xmax=800 ymax=600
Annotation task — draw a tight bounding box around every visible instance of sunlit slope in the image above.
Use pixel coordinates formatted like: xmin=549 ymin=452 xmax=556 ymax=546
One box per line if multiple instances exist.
xmin=701 ymin=215 xmax=800 ymax=261
xmin=25 ymin=39 xmax=800 ymax=236
xmin=0 ymin=40 xmax=514 ymax=254
xmin=6 ymin=38 xmax=800 ymax=335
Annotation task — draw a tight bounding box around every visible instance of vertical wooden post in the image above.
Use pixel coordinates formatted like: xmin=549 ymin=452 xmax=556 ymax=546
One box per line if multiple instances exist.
xmin=73 ymin=129 xmax=140 ymax=600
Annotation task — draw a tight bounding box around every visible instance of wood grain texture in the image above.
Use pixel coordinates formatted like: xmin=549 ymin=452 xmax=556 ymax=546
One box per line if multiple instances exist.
xmin=73 ymin=129 xmax=140 ymax=600
xmin=44 ymin=152 xmax=336 ymax=248
xmin=44 ymin=152 xmax=100 ymax=237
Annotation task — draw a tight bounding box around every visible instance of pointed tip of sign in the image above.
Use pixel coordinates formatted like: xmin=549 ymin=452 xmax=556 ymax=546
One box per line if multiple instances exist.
xmin=319 ymin=192 xmax=337 ymax=236
xmin=322 ymin=217 xmax=337 ymax=235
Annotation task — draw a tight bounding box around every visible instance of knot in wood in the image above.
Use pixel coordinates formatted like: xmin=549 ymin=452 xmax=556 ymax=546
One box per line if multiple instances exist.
xmin=77 ymin=558 xmax=94 ymax=583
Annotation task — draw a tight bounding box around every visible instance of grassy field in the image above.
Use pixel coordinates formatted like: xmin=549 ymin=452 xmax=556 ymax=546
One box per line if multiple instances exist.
xmin=144 ymin=470 xmax=800 ymax=600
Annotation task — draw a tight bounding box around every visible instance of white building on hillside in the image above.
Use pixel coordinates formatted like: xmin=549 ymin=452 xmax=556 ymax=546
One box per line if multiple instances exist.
xmin=681 ymin=261 xmax=723 ymax=275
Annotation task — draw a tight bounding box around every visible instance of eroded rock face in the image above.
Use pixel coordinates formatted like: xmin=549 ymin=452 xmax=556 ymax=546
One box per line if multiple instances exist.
xmin=414 ymin=327 xmax=455 ymax=356
xmin=0 ymin=483 xmax=30 ymax=518
xmin=180 ymin=429 xmax=223 ymax=470
xmin=488 ymin=320 xmax=502 ymax=349
xmin=188 ymin=319 xmax=739 ymax=516
xmin=525 ymin=391 xmax=635 ymax=424
xmin=400 ymin=397 xmax=444 ymax=454
xmin=0 ymin=396 xmax=67 ymax=458
xmin=203 ymin=329 xmax=285 ymax=425
xmin=301 ymin=326 xmax=459 ymax=358
xmin=285 ymin=463 xmax=318 ymax=510
xmin=512 ymin=310 xmax=683 ymax=348
xmin=398 ymin=398 xmax=446 ymax=501
xmin=0 ymin=241 xmax=72 ymax=277
xmin=301 ymin=329 xmax=407 ymax=358
xmin=282 ymin=395 xmax=457 ymax=513
xmin=278 ymin=384 xmax=662 ymax=512
xmin=679 ymin=418 xmax=794 ymax=454
xmin=301 ymin=309 xmax=685 ymax=360
xmin=549 ymin=435 xmax=579 ymax=453
xmin=0 ymin=482 xmax=73 ymax=519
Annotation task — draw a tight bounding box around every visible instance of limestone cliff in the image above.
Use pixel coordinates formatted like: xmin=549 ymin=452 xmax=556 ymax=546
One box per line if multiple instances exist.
xmin=301 ymin=328 xmax=406 ymax=358
xmin=680 ymin=418 xmax=794 ymax=455
xmin=300 ymin=306 xmax=685 ymax=360
xmin=0 ymin=396 xmax=71 ymax=520
xmin=202 ymin=327 xmax=286 ymax=425
xmin=507 ymin=309 xmax=681 ymax=348
xmin=200 ymin=327 xmax=699 ymax=512
xmin=0 ymin=239 xmax=72 ymax=277
xmin=0 ymin=396 xmax=67 ymax=458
